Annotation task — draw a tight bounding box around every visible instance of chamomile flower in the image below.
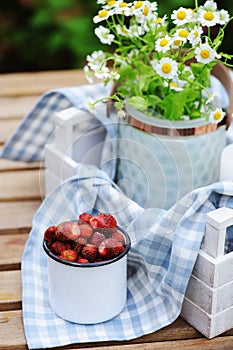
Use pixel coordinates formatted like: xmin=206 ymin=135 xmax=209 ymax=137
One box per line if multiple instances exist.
xmin=128 ymin=24 xmax=146 ymax=37
xmin=197 ymin=6 xmax=219 ymax=27
xmin=84 ymin=65 xmax=94 ymax=84
xmin=203 ymin=0 xmax=217 ymax=12
xmin=108 ymin=70 xmax=121 ymax=81
xmin=116 ymin=24 xmax=130 ymax=37
xmin=95 ymin=26 xmax=115 ymax=45
xmin=104 ymin=0 xmax=117 ymax=8
xmin=155 ymin=57 xmax=178 ymax=80
xmin=219 ymin=9 xmax=230 ymax=25
xmin=188 ymin=26 xmax=203 ymax=46
xmin=209 ymin=108 xmax=225 ymax=124
xmin=86 ymin=50 xmax=107 ymax=70
xmin=114 ymin=1 xmax=131 ymax=16
xmin=171 ymin=38 xmax=184 ymax=49
xmin=93 ymin=9 xmax=114 ymax=23
xmin=133 ymin=1 xmax=157 ymax=22
xmin=164 ymin=80 xmax=183 ymax=91
xmin=93 ymin=65 xmax=110 ymax=79
xmin=155 ymin=35 xmax=171 ymax=53
xmin=174 ymin=28 xmax=190 ymax=43
xmin=195 ymin=43 xmax=217 ymax=64
xmin=171 ymin=7 xmax=193 ymax=26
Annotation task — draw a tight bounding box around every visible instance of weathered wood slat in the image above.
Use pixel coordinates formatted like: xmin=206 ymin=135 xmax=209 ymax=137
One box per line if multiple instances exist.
xmin=0 ymin=159 xmax=41 ymax=172
xmin=0 ymin=170 xmax=45 ymax=202
xmin=0 ymin=70 xmax=88 ymax=97
xmin=0 ymin=119 xmax=21 ymax=145
xmin=0 ymin=201 xmax=41 ymax=233
xmin=0 ymin=96 xmax=39 ymax=120
xmin=0 ymin=310 xmax=202 ymax=350
xmin=0 ymin=308 xmax=233 ymax=350
xmin=0 ymin=234 xmax=28 ymax=271
xmin=0 ymin=271 xmax=21 ymax=311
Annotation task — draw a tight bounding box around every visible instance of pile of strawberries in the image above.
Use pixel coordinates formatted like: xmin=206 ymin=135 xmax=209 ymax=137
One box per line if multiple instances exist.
xmin=43 ymin=212 xmax=127 ymax=264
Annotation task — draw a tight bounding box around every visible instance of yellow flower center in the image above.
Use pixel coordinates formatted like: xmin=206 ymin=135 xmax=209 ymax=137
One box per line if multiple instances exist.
xmin=108 ymin=0 xmax=116 ymax=5
xmin=98 ymin=10 xmax=109 ymax=18
xmin=170 ymin=82 xmax=179 ymax=88
xmin=173 ymin=39 xmax=181 ymax=46
xmin=200 ymin=49 xmax=210 ymax=59
xmin=119 ymin=2 xmax=127 ymax=7
xmin=194 ymin=30 xmax=198 ymax=38
xmin=162 ymin=63 xmax=172 ymax=74
xmin=143 ymin=6 xmax=149 ymax=16
xmin=204 ymin=11 xmax=214 ymax=21
xmin=177 ymin=10 xmax=187 ymax=20
xmin=160 ymin=39 xmax=169 ymax=47
xmin=213 ymin=111 xmax=222 ymax=121
xmin=178 ymin=29 xmax=189 ymax=38
xmin=155 ymin=17 xmax=162 ymax=23
xmin=134 ymin=1 xmax=143 ymax=9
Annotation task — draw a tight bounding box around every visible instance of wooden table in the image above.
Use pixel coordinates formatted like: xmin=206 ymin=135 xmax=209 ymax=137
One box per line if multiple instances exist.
xmin=1 ymin=70 xmax=233 ymax=350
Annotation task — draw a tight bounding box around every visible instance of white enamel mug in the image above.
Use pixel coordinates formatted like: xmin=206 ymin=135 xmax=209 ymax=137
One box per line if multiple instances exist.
xmin=43 ymin=227 xmax=131 ymax=324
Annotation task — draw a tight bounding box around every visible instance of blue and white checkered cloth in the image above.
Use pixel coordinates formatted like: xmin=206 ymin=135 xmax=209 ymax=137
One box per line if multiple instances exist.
xmin=22 ymin=169 xmax=233 ymax=349
xmin=1 ymin=77 xmax=233 ymax=349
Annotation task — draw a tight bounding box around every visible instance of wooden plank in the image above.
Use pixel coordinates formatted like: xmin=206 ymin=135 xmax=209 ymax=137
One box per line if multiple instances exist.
xmin=0 ymin=311 xmax=27 ymax=350
xmin=0 ymin=96 xmax=39 ymax=120
xmin=0 ymin=170 xmax=45 ymax=202
xmin=0 ymin=310 xmax=201 ymax=350
xmin=0 ymin=309 xmax=233 ymax=350
xmin=0 ymin=119 xmax=21 ymax=145
xmin=0 ymin=70 xmax=88 ymax=97
xmin=0 ymin=234 xmax=28 ymax=271
xmin=0 ymin=271 xmax=21 ymax=311
xmin=0 ymin=201 xmax=41 ymax=233
xmin=0 ymin=158 xmax=41 ymax=172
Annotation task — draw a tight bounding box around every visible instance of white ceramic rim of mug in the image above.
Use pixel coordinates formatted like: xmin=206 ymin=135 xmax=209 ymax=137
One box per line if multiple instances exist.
xmin=43 ymin=226 xmax=131 ymax=268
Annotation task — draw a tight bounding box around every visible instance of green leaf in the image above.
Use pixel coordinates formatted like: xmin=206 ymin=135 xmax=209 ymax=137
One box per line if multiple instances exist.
xmin=128 ymin=96 xmax=148 ymax=111
xmin=160 ymin=88 xmax=198 ymax=120
xmin=146 ymin=94 xmax=161 ymax=108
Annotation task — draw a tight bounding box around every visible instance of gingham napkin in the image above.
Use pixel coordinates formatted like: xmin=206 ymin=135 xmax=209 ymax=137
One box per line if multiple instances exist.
xmin=0 ymin=83 xmax=112 ymax=162
xmin=22 ymin=166 xmax=233 ymax=349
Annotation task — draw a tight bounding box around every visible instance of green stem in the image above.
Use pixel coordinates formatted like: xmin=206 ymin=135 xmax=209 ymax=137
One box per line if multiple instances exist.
xmin=194 ymin=0 xmax=198 ymax=10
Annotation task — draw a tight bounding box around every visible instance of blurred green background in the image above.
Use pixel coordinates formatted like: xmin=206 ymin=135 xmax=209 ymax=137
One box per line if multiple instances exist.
xmin=0 ymin=0 xmax=232 ymax=73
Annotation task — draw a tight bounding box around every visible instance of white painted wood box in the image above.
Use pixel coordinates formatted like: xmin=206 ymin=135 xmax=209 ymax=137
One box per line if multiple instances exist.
xmin=44 ymin=107 xmax=233 ymax=339
xmin=44 ymin=107 xmax=106 ymax=195
xmin=181 ymin=206 xmax=233 ymax=338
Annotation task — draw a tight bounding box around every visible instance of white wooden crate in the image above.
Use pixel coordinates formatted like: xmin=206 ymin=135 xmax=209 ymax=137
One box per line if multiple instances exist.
xmin=44 ymin=107 xmax=106 ymax=195
xmin=181 ymin=206 xmax=233 ymax=338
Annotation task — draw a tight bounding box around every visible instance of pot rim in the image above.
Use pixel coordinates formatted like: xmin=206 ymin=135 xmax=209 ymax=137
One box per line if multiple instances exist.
xmin=124 ymin=103 xmax=223 ymax=137
xmin=43 ymin=226 xmax=131 ymax=268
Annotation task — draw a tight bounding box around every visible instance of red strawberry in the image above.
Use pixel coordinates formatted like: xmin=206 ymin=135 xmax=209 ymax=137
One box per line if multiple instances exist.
xmin=73 ymin=236 xmax=87 ymax=254
xmin=60 ymin=249 xmax=77 ymax=262
xmin=50 ymin=241 xmax=71 ymax=255
xmin=90 ymin=213 xmax=117 ymax=230
xmin=111 ymin=231 xmax=125 ymax=244
xmin=55 ymin=221 xmax=81 ymax=242
xmin=44 ymin=226 xmax=57 ymax=243
xmin=78 ymin=213 xmax=92 ymax=224
xmin=77 ymin=257 xmax=89 ymax=264
xmin=98 ymin=238 xmax=125 ymax=260
xmin=79 ymin=223 xmax=93 ymax=238
xmin=90 ymin=231 xmax=105 ymax=246
xmin=81 ymin=244 xmax=98 ymax=263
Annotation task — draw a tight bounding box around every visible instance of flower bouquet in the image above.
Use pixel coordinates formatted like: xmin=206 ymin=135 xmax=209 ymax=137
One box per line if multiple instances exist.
xmin=84 ymin=0 xmax=232 ymax=123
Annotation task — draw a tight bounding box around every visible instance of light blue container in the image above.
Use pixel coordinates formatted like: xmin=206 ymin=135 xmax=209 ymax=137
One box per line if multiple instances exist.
xmin=115 ymin=105 xmax=226 ymax=210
